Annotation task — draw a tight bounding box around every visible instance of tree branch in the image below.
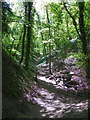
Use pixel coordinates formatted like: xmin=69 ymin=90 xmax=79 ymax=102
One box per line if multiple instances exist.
xmin=63 ymin=3 xmax=81 ymax=38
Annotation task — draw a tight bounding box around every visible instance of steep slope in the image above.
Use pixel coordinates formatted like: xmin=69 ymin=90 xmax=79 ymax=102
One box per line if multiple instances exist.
xmin=2 ymin=50 xmax=41 ymax=118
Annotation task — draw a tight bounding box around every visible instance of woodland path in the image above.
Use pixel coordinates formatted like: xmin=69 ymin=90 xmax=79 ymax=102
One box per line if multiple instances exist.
xmin=25 ymin=77 xmax=88 ymax=118
xmin=25 ymin=61 xmax=88 ymax=118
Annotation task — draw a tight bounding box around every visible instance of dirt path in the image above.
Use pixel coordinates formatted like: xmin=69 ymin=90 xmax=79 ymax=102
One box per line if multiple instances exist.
xmin=24 ymin=77 xmax=88 ymax=118
xmin=24 ymin=58 xmax=88 ymax=118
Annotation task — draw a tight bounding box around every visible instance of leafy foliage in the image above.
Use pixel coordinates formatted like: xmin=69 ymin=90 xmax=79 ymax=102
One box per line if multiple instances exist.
xmin=2 ymin=2 xmax=14 ymax=34
xmin=69 ymin=52 xmax=87 ymax=68
xmin=2 ymin=1 xmax=90 ymax=79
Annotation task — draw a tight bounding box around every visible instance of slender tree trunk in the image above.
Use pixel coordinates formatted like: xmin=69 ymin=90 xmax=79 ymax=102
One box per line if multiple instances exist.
xmin=46 ymin=6 xmax=52 ymax=74
xmin=25 ymin=2 xmax=33 ymax=70
xmin=12 ymin=29 xmax=23 ymax=60
xmin=19 ymin=24 xmax=26 ymax=64
xmin=43 ymin=43 xmax=46 ymax=56
xmin=20 ymin=4 xmax=27 ymax=64
xmin=40 ymin=32 xmax=44 ymax=56
xmin=65 ymin=15 xmax=71 ymax=40
xmin=64 ymin=3 xmax=80 ymax=38
xmin=36 ymin=12 xmax=47 ymax=63
xmin=49 ymin=42 xmax=52 ymax=74
xmin=16 ymin=29 xmax=23 ymax=51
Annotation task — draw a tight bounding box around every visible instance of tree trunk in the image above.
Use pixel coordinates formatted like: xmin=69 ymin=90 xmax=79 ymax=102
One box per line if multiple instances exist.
xmin=12 ymin=29 xmax=23 ymax=60
xmin=79 ymin=1 xmax=90 ymax=81
xmin=36 ymin=12 xmax=47 ymax=63
xmin=20 ymin=4 xmax=27 ymax=64
xmin=65 ymin=15 xmax=71 ymax=40
xmin=79 ymin=2 xmax=87 ymax=55
xmin=16 ymin=29 xmax=23 ymax=51
xmin=46 ymin=6 xmax=52 ymax=74
xmin=25 ymin=2 xmax=33 ymax=70
xmin=19 ymin=24 xmax=26 ymax=64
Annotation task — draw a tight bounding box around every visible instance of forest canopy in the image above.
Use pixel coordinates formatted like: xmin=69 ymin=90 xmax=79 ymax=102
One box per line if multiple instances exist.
xmin=2 ymin=0 xmax=90 ymax=77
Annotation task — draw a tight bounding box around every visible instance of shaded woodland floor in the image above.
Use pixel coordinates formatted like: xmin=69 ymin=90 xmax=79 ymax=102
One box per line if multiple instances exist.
xmin=2 ymin=50 xmax=89 ymax=118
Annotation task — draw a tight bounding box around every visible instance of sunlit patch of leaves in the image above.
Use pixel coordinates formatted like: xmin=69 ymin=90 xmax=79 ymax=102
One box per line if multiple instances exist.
xmin=69 ymin=52 xmax=88 ymax=69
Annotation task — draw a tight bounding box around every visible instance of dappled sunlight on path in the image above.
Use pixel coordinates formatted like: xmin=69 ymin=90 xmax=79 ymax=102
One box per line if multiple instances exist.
xmin=24 ymin=80 xmax=88 ymax=118
xmin=38 ymin=76 xmax=56 ymax=85
xmin=24 ymin=56 xmax=88 ymax=118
